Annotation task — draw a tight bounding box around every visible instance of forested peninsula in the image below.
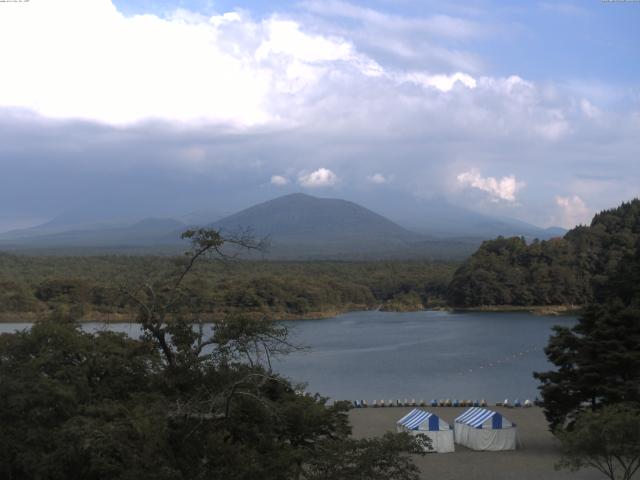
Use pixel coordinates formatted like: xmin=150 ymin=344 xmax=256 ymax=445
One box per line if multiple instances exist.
xmin=448 ymin=199 xmax=640 ymax=307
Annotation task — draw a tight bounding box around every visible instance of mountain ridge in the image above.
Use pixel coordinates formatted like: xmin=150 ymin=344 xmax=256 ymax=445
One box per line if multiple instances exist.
xmin=0 ymin=193 xmax=565 ymax=259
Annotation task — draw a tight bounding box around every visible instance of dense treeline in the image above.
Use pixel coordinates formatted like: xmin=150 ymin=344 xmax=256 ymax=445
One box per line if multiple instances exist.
xmin=533 ymin=232 xmax=640 ymax=480
xmin=0 ymin=255 xmax=455 ymax=320
xmin=448 ymin=199 xmax=640 ymax=307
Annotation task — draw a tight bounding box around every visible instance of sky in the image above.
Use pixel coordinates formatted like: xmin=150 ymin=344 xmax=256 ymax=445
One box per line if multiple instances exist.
xmin=0 ymin=0 xmax=639 ymax=232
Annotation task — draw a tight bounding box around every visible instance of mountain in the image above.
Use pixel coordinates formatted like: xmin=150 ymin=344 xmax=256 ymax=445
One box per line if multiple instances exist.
xmin=211 ymin=193 xmax=430 ymax=258
xmin=0 ymin=193 xmax=563 ymax=259
xmin=0 ymin=217 xmax=186 ymax=250
xmin=369 ymin=195 xmax=565 ymax=240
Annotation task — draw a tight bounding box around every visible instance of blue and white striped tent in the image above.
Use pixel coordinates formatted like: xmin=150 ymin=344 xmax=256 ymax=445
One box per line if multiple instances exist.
xmin=454 ymin=407 xmax=517 ymax=451
xmin=396 ymin=409 xmax=454 ymax=453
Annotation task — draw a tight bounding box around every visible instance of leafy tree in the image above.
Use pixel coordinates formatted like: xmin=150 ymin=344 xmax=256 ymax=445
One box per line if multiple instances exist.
xmin=557 ymin=404 xmax=640 ymax=480
xmin=0 ymin=228 xmax=426 ymax=480
xmin=534 ymin=242 xmax=640 ymax=430
xmin=302 ymin=432 xmax=429 ymax=480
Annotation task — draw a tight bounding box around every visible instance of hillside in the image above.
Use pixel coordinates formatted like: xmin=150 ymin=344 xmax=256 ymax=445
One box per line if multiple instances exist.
xmin=214 ymin=193 xmax=417 ymax=240
xmin=447 ymin=199 xmax=640 ymax=307
xmin=377 ymin=195 xmax=565 ymax=240
xmin=0 ymin=193 xmax=560 ymax=260
xmin=0 ymin=218 xmax=186 ymax=249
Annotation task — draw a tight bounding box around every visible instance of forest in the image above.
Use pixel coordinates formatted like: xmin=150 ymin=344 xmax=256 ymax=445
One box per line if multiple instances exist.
xmin=0 ymin=254 xmax=455 ymax=322
xmin=3 ymin=199 xmax=640 ymax=319
xmin=448 ymin=199 xmax=640 ymax=307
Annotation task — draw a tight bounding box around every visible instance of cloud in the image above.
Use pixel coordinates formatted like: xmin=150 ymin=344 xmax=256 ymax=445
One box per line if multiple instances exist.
xmin=555 ymin=195 xmax=592 ymax=228
xmin=0 ymin=0 xmax=377 ymax=126
xmin=299 ymin=0 xmax=486 ymax=72
xmin=401 ymin=72 xmax=477 ymax=92
xmin=367 ymin=173 xmax=390 ymax=184
xmin=270 ymin=175 xmax=289 ymax=186
xmin=457 ymin=169 xmax=524 ymax=202
xmin=0 ymin=0 xmax=605 ymax=146
xmin=298 ymin=168 xmax=338 ymax=187
xmin=0 ymin=1 xmax=638 ymax=228
xmin=580 ymin=99 xmax=600 ymax=119
xmin=300 ymin=1 xmax=485 ymax=39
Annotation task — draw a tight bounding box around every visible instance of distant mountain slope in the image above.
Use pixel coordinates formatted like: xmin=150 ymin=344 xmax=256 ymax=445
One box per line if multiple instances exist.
xmin=214 ymin=193 xmax=416 ymax=238
xmin=377 ymin=195 xmax=565 ymax=240
xmin=0 ymin=193 xmax=563 ymax=260
xmin=0 ymin=218 xmax=186 ymax=249
xmin=211 ymin=193 xmax=427 ymax=257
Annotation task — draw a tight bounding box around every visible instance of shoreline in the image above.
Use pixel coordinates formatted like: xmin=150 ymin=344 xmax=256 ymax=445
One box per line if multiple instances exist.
xmin=448 ymin=304 xmax=583 ymax=316
xmin=0 ymin=304 xmax=375 ymax=324
xmin=0 ymin=304 xmax=582 ymax=323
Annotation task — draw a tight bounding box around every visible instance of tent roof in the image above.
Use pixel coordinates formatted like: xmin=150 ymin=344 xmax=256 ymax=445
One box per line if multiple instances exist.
xmin=455 ymin=407 xmax=508 ymax=428
xmin=397 ymin=408 xmax=441 ymax=430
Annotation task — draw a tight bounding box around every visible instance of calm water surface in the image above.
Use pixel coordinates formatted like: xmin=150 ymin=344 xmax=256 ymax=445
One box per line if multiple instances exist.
xmin=0 ymin=310 xmax=575 ymax=403
xmin=276 ymin=310 xmax=576 ymax=403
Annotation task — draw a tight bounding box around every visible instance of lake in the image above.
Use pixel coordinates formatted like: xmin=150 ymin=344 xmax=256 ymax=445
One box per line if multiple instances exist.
xmin=0 ymin=310 xmax=575 ymax=403
xmin=276 ymin=310 xmax=575 ymax=403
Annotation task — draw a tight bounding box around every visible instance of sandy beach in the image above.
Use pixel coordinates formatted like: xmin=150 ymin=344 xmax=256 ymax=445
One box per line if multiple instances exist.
xmin=349 ymin=406 xmax=607 ymax=480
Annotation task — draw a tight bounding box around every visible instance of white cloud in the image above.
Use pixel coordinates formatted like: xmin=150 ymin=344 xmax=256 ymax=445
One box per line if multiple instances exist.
xmin=580 ymin=99 xmax=600 ymax=119
xmin=299 ymin=168 xmax=338 ymax=187
xmin=0 ymin=0 xmax=376 ymax=126
xmin=300 ymin=0 xmax=484 ymax=39
xmin=535 ymin=110 xmax=571 ymax=140
xmin=457 ymin=169 xmax=524 ymax=202
xmin=367 ymin=173 xmax=390 ymax=184
xmin=270 ymin=175 xmax=289 ymax=186
xmin=401 ymin=72 xmax=477 ymax=92
xmin=0 ymin=0 xmax=601 ymax=148
xmin=300 ymin=0 xmax=486 ymax=73
xmin=0 ymin=0 xmax=637 ymax=227
xmin=554 ymin=195 xmax=592 ymax=228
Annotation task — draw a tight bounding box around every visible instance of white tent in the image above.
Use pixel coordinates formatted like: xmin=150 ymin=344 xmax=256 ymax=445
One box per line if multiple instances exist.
xmin=396 ymin=408 xmax=455 ymax=453
xmin=454 ymin=407 xmax=517 ymax=451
